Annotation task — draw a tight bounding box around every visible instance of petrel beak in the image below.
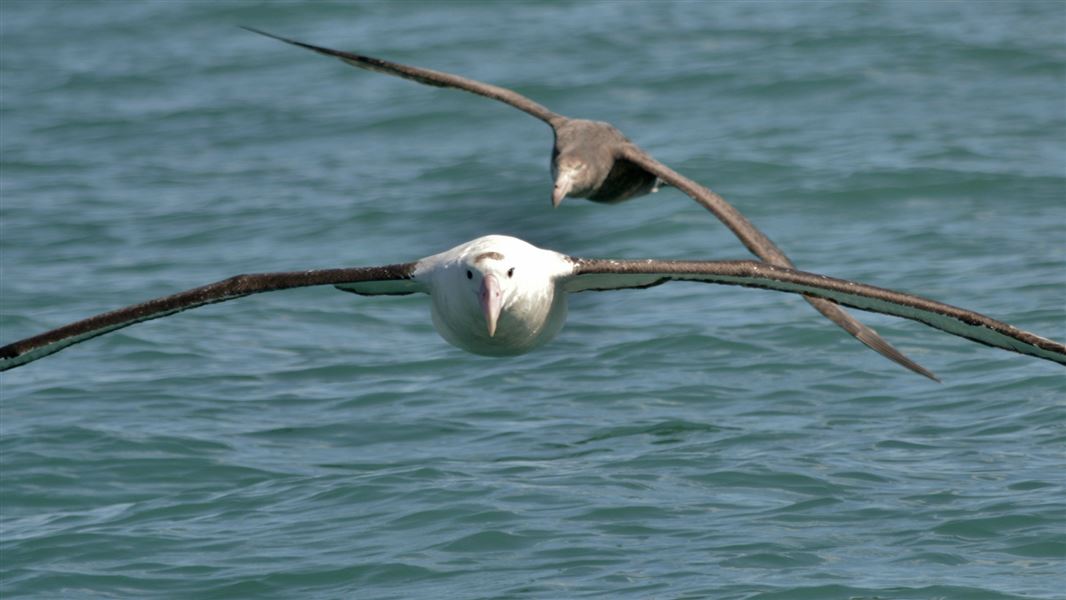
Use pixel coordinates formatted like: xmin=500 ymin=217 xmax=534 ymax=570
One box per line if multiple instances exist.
xmin=552 ymin=172 xmax=574 ymax=208
xmin=479 ymin=274 xmax=502 ymax=337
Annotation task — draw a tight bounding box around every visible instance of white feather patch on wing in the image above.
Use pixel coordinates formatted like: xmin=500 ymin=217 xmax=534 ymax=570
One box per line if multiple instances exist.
xmin=563 ymin=271 xmax=668 ymax=293
xmin=335 ymin=279 xmax=426 ymax=296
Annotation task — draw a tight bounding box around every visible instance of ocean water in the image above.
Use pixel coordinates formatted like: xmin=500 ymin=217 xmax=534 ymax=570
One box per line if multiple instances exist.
xmin=1 ymin=1 xmax=1064 ymax=598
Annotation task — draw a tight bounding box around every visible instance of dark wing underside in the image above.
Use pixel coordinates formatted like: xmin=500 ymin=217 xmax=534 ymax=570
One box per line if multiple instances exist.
xmin=585 ymin=157 xmax=662 ymax=204
xmin=616 ymin=144 xmax=939 ymax=381
xmin=242 ymin=27 xmax=563 ymax=126
xmin=0 ymin=263 xmax=420 ymax=372
xmin=564 ymin=257 xmax=1066 ymax=367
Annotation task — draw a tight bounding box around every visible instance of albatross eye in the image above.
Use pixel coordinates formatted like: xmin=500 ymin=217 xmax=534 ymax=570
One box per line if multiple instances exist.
xmin=507 ymin=267 xmax=515 ymax=278
xmin=466 ymin=270 xmax=473 ymax=280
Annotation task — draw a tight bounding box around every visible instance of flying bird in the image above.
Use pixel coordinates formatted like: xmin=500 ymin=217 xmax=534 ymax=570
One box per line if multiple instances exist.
xmin=242 ymin=27 xmax=936 ymax=381
xmin=2 ymin=235 xmax=1063 ymax=373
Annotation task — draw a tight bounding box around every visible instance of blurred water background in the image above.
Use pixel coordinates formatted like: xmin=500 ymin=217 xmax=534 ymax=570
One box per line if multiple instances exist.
xmin=1 ymin=1 xmax=1064 ymax=598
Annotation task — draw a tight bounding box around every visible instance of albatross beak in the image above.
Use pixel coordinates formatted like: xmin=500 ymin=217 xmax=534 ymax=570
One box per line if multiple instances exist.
xmin=552 ymin=173 xmax=574 ymax=208
xmin=479 ymin=274 xmax=502 ymax=337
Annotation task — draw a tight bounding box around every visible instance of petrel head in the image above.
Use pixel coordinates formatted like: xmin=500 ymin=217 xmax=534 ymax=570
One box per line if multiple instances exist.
xmin=551 ymin=157 xmax=590 ymax=208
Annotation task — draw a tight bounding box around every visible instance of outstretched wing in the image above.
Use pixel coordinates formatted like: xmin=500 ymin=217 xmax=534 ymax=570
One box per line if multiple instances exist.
xmin=618 ymin=145 xmax=794 ymax=265
xmin=0 ymin=263 xmax=422 ymax=372
xmin=242 ymin=27 xmax=563 ymax=126
xmin=563 ymin=257 xmax=1066 ymax=367
xmin=617 ymin=144 xmax=938 ymax=380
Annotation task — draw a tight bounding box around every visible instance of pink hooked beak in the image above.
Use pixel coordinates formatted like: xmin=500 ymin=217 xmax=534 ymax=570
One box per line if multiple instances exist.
xmin=479 ymin=274 xmax=502 ymax=337
xmin=552 ymin=172 xmax=575 ymax=208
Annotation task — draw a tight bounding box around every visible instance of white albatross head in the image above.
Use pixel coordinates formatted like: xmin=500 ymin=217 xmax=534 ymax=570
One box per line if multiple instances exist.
xmin=420 ymin=235 xmax=572 ymax=357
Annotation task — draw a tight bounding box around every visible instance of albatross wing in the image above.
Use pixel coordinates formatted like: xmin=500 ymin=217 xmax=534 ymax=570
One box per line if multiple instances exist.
xmin=0 ymin=263 xmax=421 ymax=372
xmin=563 ymin=257 xmax=1066 ymax=367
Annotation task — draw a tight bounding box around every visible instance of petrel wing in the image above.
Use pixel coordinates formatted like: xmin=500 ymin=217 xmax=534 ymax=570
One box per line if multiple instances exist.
xmin=617 ymin=144 xmax=939 ymax=381
xmin=242 ymin=27 xmax=564 ymax=126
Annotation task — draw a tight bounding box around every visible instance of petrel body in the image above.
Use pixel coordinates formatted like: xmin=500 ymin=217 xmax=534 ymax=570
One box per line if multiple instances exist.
xmin=242 ymin=27 xmax=937 ymax=381
xmin=2 ymin=235 xmax=1063 ymax=373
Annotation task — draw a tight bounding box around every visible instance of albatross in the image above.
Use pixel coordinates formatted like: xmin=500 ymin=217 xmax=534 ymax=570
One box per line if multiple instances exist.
xmin=2 ymin=235 xmax=1063 ymax=373
xmin=241 ymin=27 xmax=936 ymax=381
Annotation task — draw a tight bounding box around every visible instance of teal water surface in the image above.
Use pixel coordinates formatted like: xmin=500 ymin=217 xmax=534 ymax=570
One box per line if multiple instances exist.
xmin=1 ymin=1 xmax=1064 ymax=598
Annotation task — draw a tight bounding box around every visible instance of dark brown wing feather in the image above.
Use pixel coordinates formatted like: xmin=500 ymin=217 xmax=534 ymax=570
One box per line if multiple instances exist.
xmin=617 ymin=144 xmax=939 ymax=381
xmin=566 ymin=258 xmax=1066 ymax=367
xmin=242 ymin=27 xmax=563 ymax=126
xmin=0 ymin=263 xmax=418 ymax=372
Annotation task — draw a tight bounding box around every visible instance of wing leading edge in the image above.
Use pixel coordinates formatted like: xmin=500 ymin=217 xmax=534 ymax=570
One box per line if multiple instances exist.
xmin=0 ymin=263 xmax=420 ymax=372
xmin=564 ymin=257 xmax=1066 ymax=366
